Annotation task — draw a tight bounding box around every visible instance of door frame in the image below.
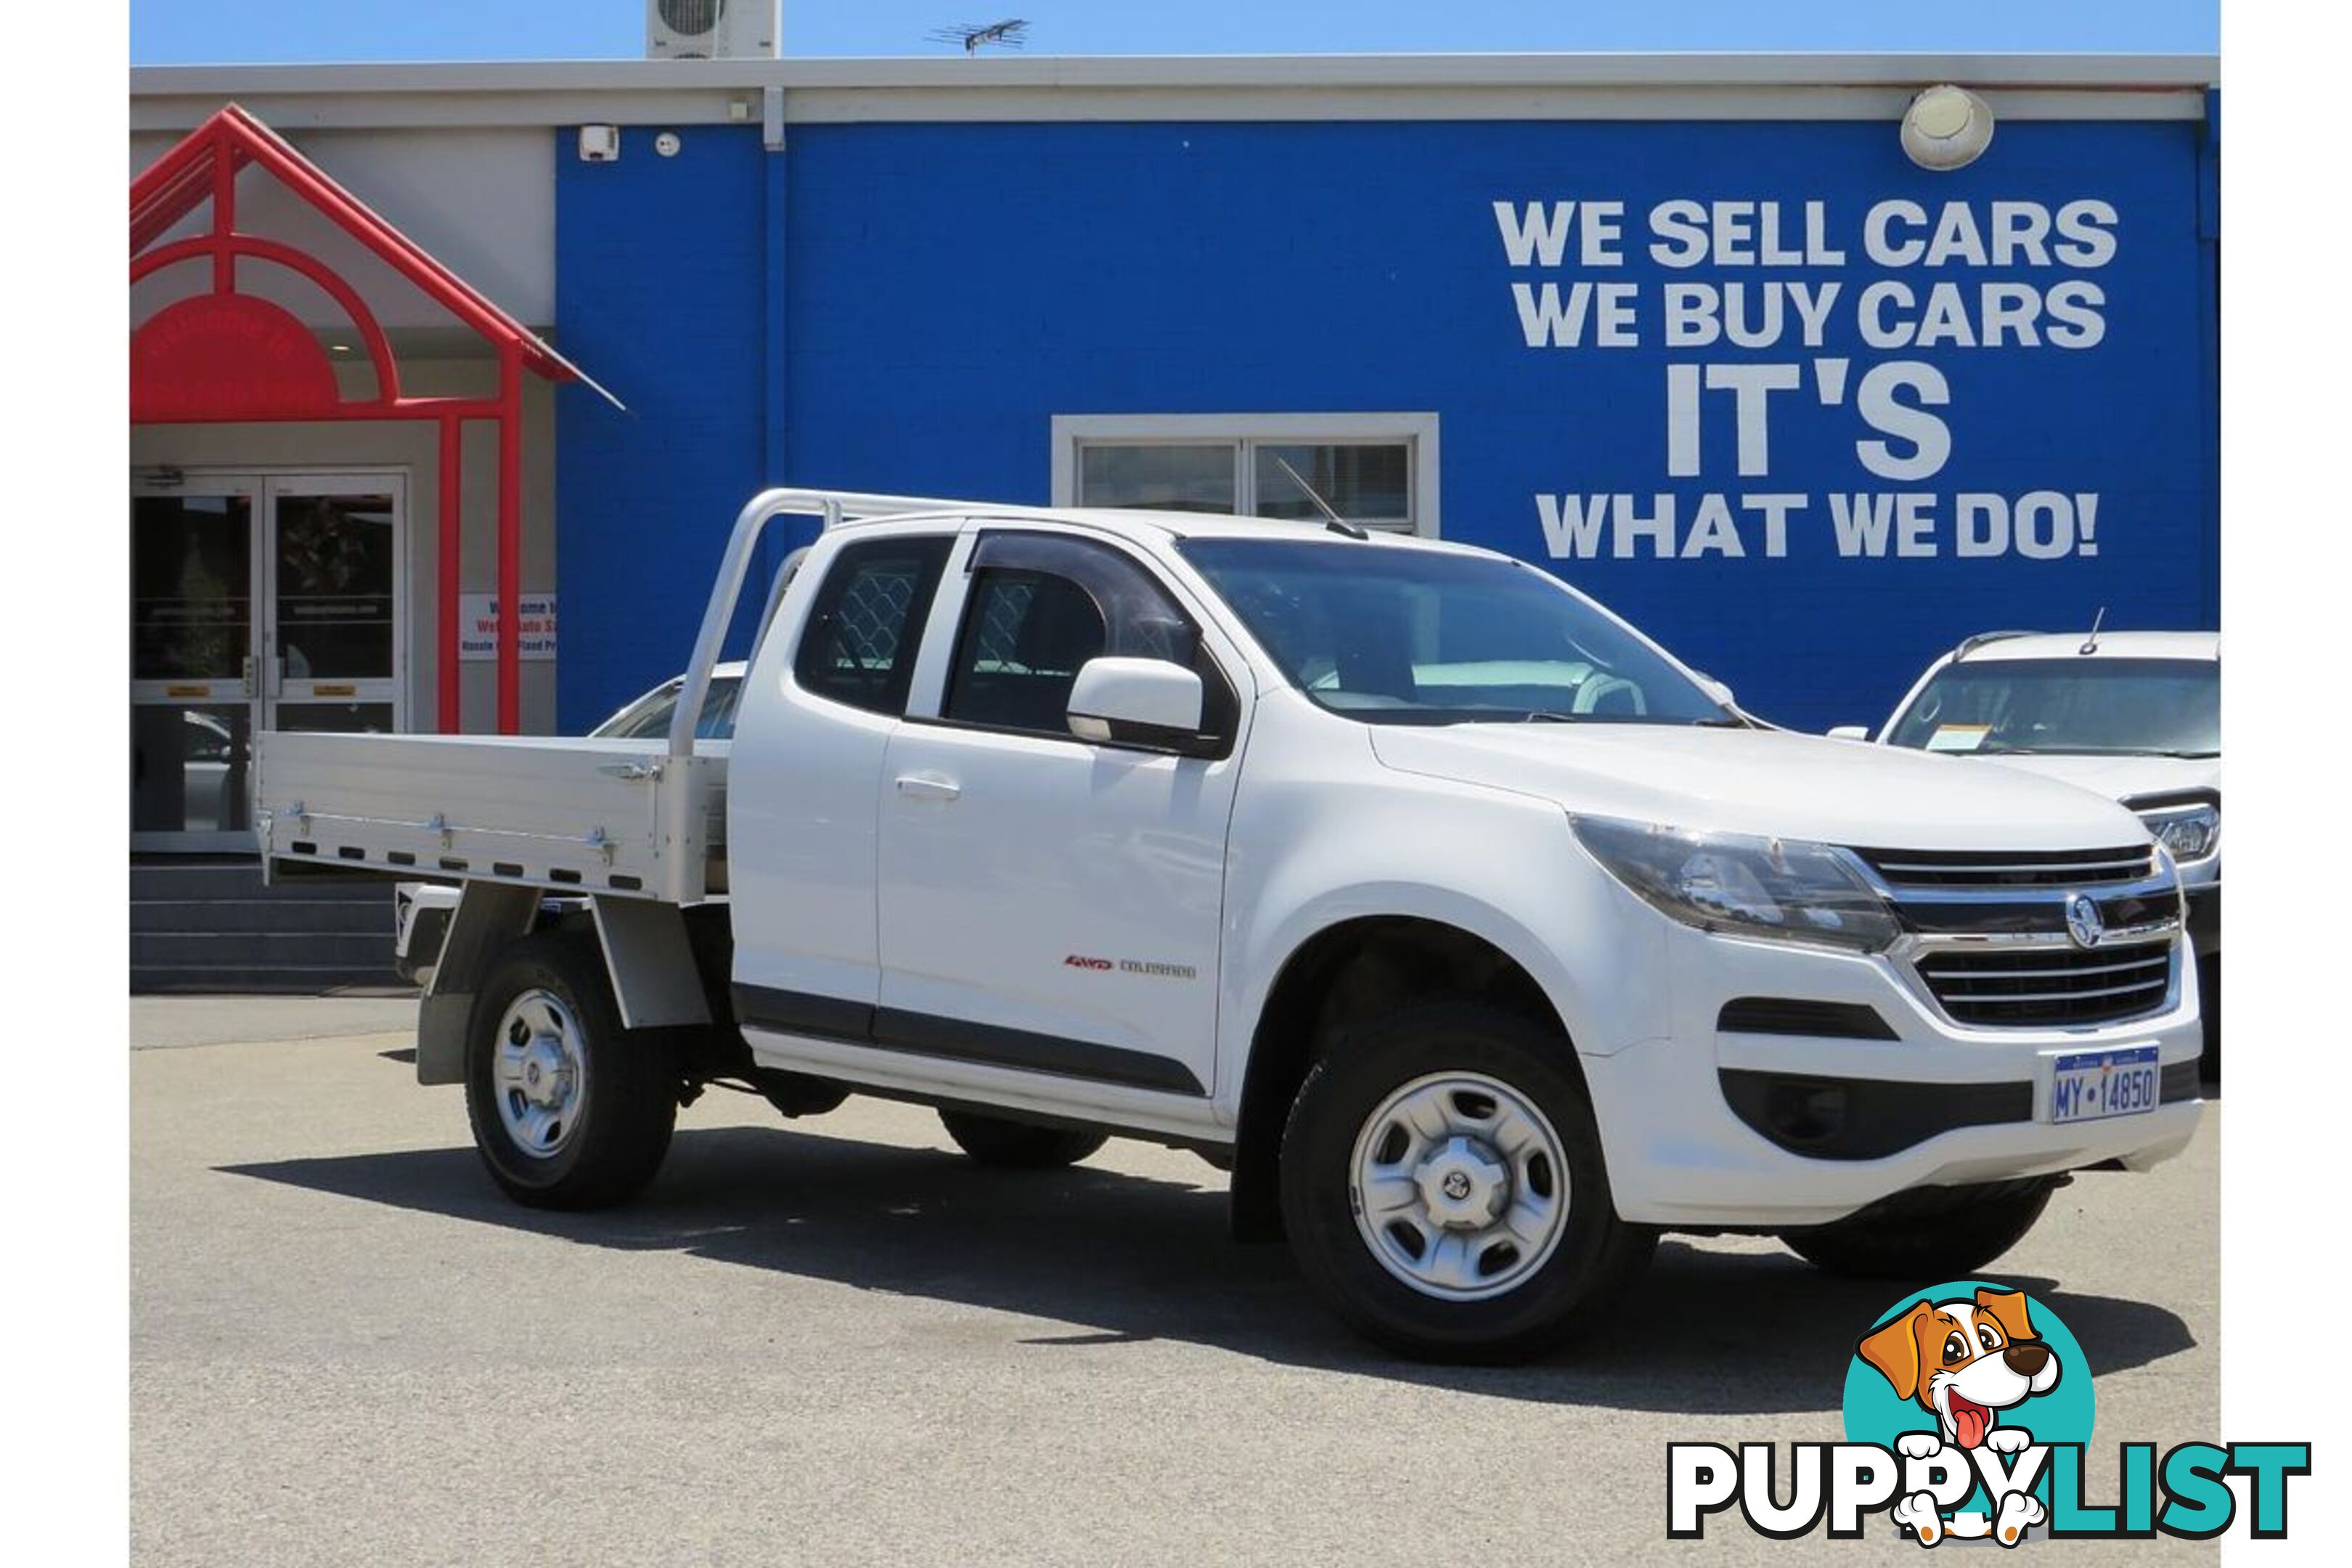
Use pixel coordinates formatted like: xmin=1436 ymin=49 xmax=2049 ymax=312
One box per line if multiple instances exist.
xmin=130 ymin=465 xmax=410 ymax=854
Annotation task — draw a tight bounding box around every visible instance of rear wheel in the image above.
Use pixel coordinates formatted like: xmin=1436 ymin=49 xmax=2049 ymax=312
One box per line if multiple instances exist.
xmin=937 ymin=1109 xmax=1108 ymax=1169
xmin=464 ymin=933 xmax=678 ymax=1210
xmin=1278 ymin=1001 xmax=1654 ymax=1363
xmin=1781 ymin=1181 xmax=2055 ymax=1280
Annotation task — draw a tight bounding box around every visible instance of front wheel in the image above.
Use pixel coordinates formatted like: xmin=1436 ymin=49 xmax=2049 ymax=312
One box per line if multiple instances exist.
xmin=464 ymin=933 xmax=679 ymax=1210
xmin=1278 ymin=1001 xmax=1654 ymax=1363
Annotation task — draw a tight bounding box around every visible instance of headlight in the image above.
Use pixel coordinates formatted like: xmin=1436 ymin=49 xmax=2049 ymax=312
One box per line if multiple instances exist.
xmin=2136 ymin=801 xmax=2218 ymax=864
xmin=1571 ymin=815 xmax=1901 ymax=952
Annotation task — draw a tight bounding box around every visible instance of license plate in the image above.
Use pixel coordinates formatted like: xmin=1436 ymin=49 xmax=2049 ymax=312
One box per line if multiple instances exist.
xmin=2049 ymin=1045 xmax=2161 ymax=1124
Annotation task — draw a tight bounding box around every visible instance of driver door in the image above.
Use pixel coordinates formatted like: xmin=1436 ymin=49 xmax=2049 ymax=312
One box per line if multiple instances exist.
xmin=875 ymin=528 xmax=1247 ymax=1103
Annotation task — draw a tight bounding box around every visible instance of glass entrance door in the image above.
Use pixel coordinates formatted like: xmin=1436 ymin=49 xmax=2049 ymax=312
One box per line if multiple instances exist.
xmin=131 ymin=475 xmax=261 ymax=850
xmin=266 ymin=477 xmax=403 ymax=737
xmin=131 ymin=472 xmax=406 ymax=852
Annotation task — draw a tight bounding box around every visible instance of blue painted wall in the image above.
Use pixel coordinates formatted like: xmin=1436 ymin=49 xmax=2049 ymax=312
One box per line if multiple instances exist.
xmin=559 ymin=115 xmax=2217 ymax=734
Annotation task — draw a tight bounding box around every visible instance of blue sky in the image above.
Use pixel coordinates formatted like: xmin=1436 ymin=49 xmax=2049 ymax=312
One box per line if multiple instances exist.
xmin=133 ymin=1 xmax=2215 ymax=65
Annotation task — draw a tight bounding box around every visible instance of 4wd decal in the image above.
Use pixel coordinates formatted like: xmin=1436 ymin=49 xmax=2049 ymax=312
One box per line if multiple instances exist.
xmin=1064 ymin=954 xmax=1199 ymax=980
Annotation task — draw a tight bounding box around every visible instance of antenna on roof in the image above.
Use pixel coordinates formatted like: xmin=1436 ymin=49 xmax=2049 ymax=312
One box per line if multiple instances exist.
xmin=1271 ymin=456 xmax=1368 ymax=539
xmin=925 ymin=19 xmax=1030 ymax=54
xmin=2080 ymin=607 xmax=2107 ymax=656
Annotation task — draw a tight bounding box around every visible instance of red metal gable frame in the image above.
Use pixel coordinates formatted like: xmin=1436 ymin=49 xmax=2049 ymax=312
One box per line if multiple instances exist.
xmin=131 ymin=103 xmax=616 ymax=735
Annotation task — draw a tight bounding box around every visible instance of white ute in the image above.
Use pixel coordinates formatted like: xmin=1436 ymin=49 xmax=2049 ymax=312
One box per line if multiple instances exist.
xmin=256 ymin=491 xmax=2205 ymax=1360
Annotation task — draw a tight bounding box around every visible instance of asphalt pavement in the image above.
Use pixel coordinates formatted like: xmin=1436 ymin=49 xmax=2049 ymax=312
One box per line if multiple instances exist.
xmin=132 ymin=997 xmax=2219 ymax=1566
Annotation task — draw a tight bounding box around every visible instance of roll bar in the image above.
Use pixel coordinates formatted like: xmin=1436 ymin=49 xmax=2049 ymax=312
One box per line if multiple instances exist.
xmin=666 ymin=489 xmax=1053 ymax=759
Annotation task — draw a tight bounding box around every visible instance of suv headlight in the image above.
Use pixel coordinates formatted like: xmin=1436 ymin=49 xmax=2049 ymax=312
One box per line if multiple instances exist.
xmin=2136 ymin=801 xmax=2218 ymax=865
xmin=1571 ymin=815 xmax=1901 ymax=953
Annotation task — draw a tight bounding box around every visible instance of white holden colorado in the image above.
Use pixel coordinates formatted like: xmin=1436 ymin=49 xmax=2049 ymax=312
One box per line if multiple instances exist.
xmin=256 ymin=491 xmax=2204 ymax=1361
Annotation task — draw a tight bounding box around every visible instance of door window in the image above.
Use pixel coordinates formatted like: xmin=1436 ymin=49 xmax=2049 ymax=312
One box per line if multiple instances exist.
xmin=131 ymin=703 xmax=252 ymax=837
xmin=941 ymin=531 xmax=1227 ymax=743
xmin=946 ymin=572 xmax=1108 ymax=732
xmin=791 ymin=536 xmax=954 ymax=716
xmin=132 ymin=485 xmax=259 ymax=843
xmin=272 ymin=491 xmax=396 ymax=681
xmin=133 ymin=493 xmax=253 ymax=680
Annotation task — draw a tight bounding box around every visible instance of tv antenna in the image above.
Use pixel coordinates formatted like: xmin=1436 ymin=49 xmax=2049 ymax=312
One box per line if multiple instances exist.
xmin=926 ymin=19 xmax=1030 ymax=54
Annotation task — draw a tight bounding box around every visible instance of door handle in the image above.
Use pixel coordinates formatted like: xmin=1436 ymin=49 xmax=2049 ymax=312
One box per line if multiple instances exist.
xmin=894 ymin=772 xmax=961 ymax=802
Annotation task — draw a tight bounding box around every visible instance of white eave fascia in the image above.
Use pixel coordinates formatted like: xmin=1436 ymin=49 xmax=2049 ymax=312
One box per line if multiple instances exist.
xmin=130 ymin=52 xmax=2219 ymax=133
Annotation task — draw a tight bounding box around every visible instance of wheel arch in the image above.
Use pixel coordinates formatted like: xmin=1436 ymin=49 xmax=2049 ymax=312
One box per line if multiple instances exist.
xmin=1225 ymin=908 xmax=1585 ymax=1242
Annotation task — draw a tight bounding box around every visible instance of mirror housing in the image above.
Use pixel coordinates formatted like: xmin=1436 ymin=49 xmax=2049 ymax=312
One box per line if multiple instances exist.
xmin=1067 ymin=657 xmax=1209 ymax=754
xmin=1826 ymin=724 xmax=1871 ymax=742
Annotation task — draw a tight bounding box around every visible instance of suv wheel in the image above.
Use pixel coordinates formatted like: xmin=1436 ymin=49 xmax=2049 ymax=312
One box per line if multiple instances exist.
xmin=1278 ymin=1000 xmax=1654 ymax=1362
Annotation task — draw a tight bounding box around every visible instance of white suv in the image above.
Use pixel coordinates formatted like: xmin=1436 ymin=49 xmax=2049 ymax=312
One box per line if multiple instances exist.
xmin=1836 ymin=629 xmax=2219 ymax=1067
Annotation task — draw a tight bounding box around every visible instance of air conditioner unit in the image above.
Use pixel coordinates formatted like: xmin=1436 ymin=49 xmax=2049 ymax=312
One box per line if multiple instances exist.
xmin=645 ymin=0 xmax=780 ymax=60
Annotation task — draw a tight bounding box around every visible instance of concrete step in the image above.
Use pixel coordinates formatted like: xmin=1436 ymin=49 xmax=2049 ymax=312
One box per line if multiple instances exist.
xmin=130 ymin=858 xmax=396 ymax=904
xmin=130 ymin=898 xmax=395 ymax=936
xmin=131 ymin=930 xmax=400 ymax=970
xmin=130 ymin=857 xmax=409 ymax=994
xmin=131 ymin=965 xmax=412 ymax=995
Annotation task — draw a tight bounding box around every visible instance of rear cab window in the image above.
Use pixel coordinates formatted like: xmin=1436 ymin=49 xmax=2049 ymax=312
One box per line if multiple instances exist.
xmin=791 ymin=535 xmax=956 ymax=716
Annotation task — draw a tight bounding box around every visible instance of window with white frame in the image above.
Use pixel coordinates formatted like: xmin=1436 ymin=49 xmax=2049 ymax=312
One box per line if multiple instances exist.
xmin=1050 ymin=414 xmax=1440 ymax=536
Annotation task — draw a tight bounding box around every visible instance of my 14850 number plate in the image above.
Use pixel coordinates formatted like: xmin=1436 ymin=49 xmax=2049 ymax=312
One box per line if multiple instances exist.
xmin=2049 ymin=1045 xmax=2160 ymax=1124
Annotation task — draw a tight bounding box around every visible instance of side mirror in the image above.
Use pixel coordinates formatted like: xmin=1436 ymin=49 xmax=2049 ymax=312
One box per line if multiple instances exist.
xmin=1826 ymin=724 xmax=1871 ymax=742
xmin=1694 ymin=674 xmax=1736 ymax=709
xmin=1067 ymin=657 xmax=1208 ymax=752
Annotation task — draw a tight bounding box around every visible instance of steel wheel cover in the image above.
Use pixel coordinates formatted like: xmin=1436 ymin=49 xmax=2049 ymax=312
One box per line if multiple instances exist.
xmin=491 ymin=988 xmax=589 ymax=1160
xmin=1347 ymin=1070 xmax=1572 ymax=1302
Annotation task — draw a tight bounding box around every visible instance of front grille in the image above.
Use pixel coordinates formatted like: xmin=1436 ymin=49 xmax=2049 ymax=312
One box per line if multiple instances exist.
xmin=1915 ymin=940 xmax=2174 ymax=1028
xmin=1857 ymin=845 xmax=2157 ymax=890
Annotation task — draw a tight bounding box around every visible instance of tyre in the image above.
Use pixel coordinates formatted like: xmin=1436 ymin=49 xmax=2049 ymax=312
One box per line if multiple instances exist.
xmin=937 ymin=1108 xmax=1108 ymax=1169
xmin=1277 ymin=1000 xmax=1655 ymax=1363
xmin=1781 ymin=1181 xmax=2054 ymax=1280
xmin=464 ymin=932 xmax=679 ymax=1210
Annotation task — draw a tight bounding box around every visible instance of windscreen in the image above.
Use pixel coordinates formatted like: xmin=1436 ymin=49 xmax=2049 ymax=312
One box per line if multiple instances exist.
xmin=593 ymin=676 xmax=746 ymax=741
xmin=1887 ymin=658 xmax=2218 ymax=756
xmin=1175 ymin=538 xmax=1728 ymax=726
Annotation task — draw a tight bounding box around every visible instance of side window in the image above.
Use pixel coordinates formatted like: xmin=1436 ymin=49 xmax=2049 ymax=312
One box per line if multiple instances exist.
xmin=947 ymin=571 xmax=1109 ymax=732
xmin=791 ymin=536 xmax=953 ymax=716
xmin=942 ymin=531 xmax=1233 ymax=744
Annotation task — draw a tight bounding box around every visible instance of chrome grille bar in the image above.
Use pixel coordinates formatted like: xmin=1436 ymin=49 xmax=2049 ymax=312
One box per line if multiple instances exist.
xmin=1856 ymin=844 xmax=2157 ymax=890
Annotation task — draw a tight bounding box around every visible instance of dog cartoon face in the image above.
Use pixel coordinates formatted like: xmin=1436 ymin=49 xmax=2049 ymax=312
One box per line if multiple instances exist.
xmin=1858 ymin=1288 xmax=2062 ymax=1450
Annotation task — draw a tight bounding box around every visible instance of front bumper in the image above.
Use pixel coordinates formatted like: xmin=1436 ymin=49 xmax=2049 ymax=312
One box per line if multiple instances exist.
xmin=1578 ymin=918 xmax=2205 ymax=1229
